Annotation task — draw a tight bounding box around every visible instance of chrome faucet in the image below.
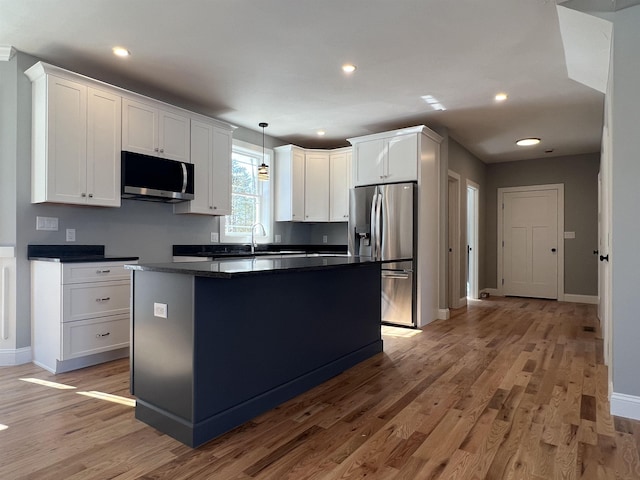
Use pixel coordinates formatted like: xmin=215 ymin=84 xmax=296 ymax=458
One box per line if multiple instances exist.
xmin=250 ymin=223 xmax=266 ymax=254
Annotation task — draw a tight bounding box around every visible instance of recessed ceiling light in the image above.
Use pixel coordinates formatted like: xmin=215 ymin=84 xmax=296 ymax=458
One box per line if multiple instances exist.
xmin=516 ymin=138 xmax=541 ymax=146
xmin=112 ymin=47 xmax=130 ymax=57
xmin=317 ymin=130 xmax=326 ymax=136
xmin=342 ymin=64 xmax=356 ymax=73
xmin=495 ymin=93 xmax=508 ymax=101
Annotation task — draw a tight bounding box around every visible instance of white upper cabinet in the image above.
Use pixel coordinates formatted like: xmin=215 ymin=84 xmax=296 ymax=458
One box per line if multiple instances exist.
xmin=122 ymin=98 xmax=190 ymax=162
xmin=275 ymin=145 xmax=306 ymax=221
xmin=276 ymin=145 xmax=350 ymax=223
xmin=304 ymin=152 xmax=330 ymax=222
xmin=329 ymin=149 xmax=351 ymax=222
xmin=26 ymin=63 xmax=122 ymax=207
xmin=174 ymin=118 xmax=233 ymax=216
xmin=350 ymin=131 xmax=418 ymax=186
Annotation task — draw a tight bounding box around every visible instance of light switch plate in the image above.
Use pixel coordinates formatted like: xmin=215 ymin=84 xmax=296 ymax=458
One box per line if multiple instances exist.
xmin=66 ymin=229 xmax=76 ymax=242
xmin=211 ymin=232 xmax=219 ymax=243
xmin=275 ymin=234 xmax=282 ymax=243
xmin=564 ymin=231 xmax=576 ymax=239
xmin=322 ymin=235 xmax=328 ymax=243
xmin=154 ymin=302 xmax=168 ymax=319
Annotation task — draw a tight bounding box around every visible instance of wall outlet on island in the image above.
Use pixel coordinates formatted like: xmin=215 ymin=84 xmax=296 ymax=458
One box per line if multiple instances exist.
xmin=210 ymin=232 xmax=219 ymax=243
xmin=66 ymin=228 xmax=76 ymax=242
xmin=275 ymin=234 xmax=281 ymax=243
xmin=322 ymin=235 xmax=328 ymax=244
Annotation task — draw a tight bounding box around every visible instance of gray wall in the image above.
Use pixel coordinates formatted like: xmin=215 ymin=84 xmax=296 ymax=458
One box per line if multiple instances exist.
xmin=448 ymin=138 xmax=487 ymax=299
xmin=0 ymin=56 xmax=17 ymax=245
xmin=610 ymin=5 xmax=640 ymax=398
xmin=484 ymin=153 xmax=600 ymax=296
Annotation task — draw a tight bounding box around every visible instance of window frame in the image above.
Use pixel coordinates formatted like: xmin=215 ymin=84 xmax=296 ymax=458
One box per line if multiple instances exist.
xmin=219 ymin=139 xmax=274 ymax=245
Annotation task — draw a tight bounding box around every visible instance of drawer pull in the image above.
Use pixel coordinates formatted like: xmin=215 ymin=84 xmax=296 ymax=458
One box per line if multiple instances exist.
xmin=96 ymin=332 xmax=111 ymax=338
xmin=95 ymin=297 xmax=111 ymax=302
xmin=96 ymin=269 xmax=111 ymax=274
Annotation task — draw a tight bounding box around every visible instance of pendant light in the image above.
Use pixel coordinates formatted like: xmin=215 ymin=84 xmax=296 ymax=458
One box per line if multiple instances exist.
xmin=258 ymin=122 xmax=269 ymax=181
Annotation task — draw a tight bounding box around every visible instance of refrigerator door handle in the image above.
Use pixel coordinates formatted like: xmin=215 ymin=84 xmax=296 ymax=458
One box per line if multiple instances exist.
xmin=381 ymin=271 xmax=410 ymax=279
xmin=375 ymin=189 xmax=383 ymax=259
xmin=369 ymin=191 xmax=378 ymax=258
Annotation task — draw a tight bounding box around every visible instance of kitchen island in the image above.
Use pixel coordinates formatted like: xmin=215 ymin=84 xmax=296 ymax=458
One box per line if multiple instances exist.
xmin=126 ymin=256 xmax=382 ymax=447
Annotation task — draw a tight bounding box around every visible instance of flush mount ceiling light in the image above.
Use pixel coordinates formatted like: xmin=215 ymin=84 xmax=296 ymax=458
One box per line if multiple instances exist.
xmin=421 ymin=95 xmax=446 ymax=111
xmin=317 ymin=130 xmax=326 ymax=136
xmin=516 ymin=138 xmax=541 ymax=146
xmin=258 ymin=122 xmax=269 ymax=182
xmin=495 ymin=93 xmax=508 ymax=101
xmin=342 ymin=64 xmax=356 ymax=73
xmin=112 ymin=46 xmax=130 ymax=57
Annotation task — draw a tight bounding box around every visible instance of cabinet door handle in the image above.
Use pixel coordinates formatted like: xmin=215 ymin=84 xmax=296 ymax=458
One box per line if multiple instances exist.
xmin=96 ymin=332 xmax=111 ymax=338
xmin=81 ymin=193 xmax=86 ymax=197
xmin=88 ymin=193 xmax=93 ymax=198
xmin=96 ymin=269 xmax=111 ymax=274
xmin=96 ymin=297 xmax=111 ymax=302
xmin=160 ymin=148 xmax=164 ymax=153
xmin=154 ymin=147 xmax=159 ymax=152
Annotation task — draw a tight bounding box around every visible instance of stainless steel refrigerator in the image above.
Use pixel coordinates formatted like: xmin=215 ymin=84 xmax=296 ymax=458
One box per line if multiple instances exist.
xmin=348 ymin=182 xmax=416 ymax=327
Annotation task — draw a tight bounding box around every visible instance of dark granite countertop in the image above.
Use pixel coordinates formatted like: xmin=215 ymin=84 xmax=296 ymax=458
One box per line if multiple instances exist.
xmin=126 ymin=255 xmax=379 ymax=278
xmin=28 ymin=245 xmax=139 ymax=263
xmin=173 ymin=244 xmax=347 ymax=258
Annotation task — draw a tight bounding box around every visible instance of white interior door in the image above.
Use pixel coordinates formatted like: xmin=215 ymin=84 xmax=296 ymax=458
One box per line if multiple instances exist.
xmin=502 ymin=188 xmax=559 ymax=299
xmin=466 ymin=182 xmax=479 ymax=299
xmin=600 ymin=124 xmax=612 ymax=372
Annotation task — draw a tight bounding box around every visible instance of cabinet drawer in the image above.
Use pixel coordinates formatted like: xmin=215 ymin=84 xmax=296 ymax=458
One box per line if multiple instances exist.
xmin=63 ymin=280 xmax=130 ymax=322
xmin=62 ymin=315 xmax=129 ymax=360
xmin=62 ymin=261 xmax=134 ymax=284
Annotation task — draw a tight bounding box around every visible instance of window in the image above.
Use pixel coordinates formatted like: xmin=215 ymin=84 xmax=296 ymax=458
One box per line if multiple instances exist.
xmin=220 ymin=140 xmax=273 ymax=244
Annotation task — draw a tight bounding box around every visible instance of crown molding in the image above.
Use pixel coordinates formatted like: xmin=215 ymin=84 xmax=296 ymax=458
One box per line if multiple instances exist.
xmin=0 ymin=46 xmax=16 ymax=61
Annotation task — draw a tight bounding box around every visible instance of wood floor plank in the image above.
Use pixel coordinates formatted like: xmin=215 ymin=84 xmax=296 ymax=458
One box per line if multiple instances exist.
xmin=1 ymin=296 xmax=639 ymax=479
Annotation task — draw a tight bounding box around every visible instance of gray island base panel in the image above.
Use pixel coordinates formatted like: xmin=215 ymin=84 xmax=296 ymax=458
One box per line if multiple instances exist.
xmin=128 ymin=258 xmax=382 ymax=447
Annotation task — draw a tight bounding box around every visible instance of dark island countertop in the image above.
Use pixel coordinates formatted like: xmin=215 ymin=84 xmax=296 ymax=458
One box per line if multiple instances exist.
xmin=172 ymin=243 xmax=347 ymax=258
xmin=126 ymin=255 xmax=381 ymax=278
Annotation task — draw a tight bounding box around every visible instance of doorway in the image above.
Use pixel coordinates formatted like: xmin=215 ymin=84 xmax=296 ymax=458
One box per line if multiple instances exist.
xmin=466 ymin=181 xmax=479 ymax=299
xmin=498 ymin=184 xmax=564 ymax=300
xmin=448 ymin=171 xmax=461 ymax=309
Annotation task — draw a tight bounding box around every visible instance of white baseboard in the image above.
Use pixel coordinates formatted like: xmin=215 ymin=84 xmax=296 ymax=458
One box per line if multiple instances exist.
xmin=438 ymin=308 xmax=450 ymax=320
xmin=562 ymin=294 xmax=599 ymax=305
xmin=0 ymin=347 xmax=32 ymax=366
xmin=611 ymin=392 xmax=640 ymax=421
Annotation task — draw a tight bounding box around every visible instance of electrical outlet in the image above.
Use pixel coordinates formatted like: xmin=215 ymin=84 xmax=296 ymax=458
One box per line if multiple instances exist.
xmin=275 ymin=234 xmax=282 ymax=243
xmin=36 ymin=216 xmax=59 ymax=231
xmin=154 ymin=302 xmax=168 ymax=319
xmin=66 ymin=229 xmax=76 ymax=242
xmin=211 ymin=232 xmax=219 ymax=243
xmin=322 ymin=235 xmax=328 ymax=244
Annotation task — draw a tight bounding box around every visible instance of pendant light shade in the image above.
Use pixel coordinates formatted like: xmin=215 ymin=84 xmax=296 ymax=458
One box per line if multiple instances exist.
xmin=258 ymin=122 xmax=269 ymax=181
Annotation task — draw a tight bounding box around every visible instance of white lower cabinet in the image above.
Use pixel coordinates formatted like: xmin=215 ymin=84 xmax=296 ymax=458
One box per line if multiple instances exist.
xmin=31 ymin=260 xmax=135 ymax=374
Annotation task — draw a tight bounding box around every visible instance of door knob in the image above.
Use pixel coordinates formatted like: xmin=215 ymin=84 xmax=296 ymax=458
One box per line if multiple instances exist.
xmin=600 ymin=254 xmax=609 ymax=262
xmin=551 ymin=248 xmax=557 ymax=252
xmin=593 ymin=250 xmax=599 ymax=255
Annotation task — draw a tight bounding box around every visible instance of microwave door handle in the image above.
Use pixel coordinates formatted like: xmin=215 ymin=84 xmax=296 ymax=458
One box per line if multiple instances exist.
xmin=181 ymin=162 xmax=188 ymax=194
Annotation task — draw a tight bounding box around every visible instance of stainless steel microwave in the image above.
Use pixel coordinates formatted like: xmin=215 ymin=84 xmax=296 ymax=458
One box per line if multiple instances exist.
xmin=121 ymin=151 xmax=195 ymax=203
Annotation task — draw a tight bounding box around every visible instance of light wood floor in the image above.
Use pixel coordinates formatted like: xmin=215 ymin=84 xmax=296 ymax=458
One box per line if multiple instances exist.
xmin=2 ymin=297 xmax=640 ymax=479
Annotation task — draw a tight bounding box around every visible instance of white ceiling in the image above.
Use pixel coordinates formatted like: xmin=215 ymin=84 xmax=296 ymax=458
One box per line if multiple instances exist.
xmin=0 ymin=0 xmax=613 ymax=163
